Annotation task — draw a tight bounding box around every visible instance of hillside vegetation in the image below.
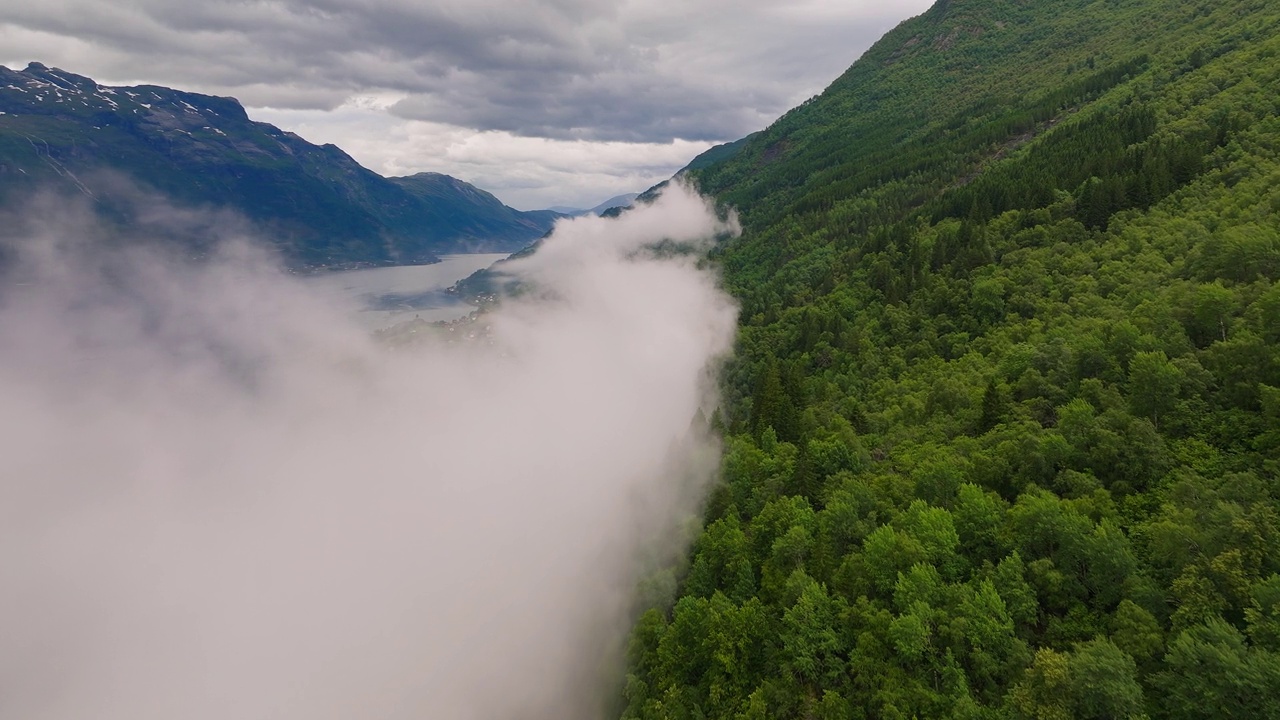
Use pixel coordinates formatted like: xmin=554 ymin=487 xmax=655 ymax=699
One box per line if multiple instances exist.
xmin=621 ymin=0 xmax=1280 ymax=717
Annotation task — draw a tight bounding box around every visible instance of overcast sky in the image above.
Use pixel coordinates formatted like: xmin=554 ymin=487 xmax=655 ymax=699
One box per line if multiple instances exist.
xmin=1 ymin=0 xmax=934 ymax=209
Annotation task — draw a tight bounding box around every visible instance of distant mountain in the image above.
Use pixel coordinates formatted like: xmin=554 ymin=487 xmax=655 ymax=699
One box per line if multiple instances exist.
xmin=543 ymin=192 xmax=639 ymax=218
xmin=0 ymin=63 xmax=558 ymax=268
xmin=589 ymin=193 xmax=638 ymax=215
xmin=384 ymin=172 xmax=562 ymax=253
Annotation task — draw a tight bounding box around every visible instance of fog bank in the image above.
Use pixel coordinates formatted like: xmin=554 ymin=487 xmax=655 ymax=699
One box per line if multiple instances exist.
xmin=0 ymin=183 xmax=738 ymax=720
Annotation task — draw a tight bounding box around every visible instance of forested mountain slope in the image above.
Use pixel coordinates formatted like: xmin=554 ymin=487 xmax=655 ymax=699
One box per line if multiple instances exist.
xmin=621 ymin=0 xmax=1280 ymax=717
xmin=0 ymin=63 xmax=557 ymax=268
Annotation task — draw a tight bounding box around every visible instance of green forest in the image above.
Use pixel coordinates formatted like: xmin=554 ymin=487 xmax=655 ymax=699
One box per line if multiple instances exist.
xmin=619 ymin=0 xmax=1280 ymax=717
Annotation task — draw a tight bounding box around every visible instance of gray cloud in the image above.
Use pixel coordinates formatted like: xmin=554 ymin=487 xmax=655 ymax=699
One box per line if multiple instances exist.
xmin=0 ymin=183 xmax=739 ymax=719
xmin=386 ymin=69 xmax=768 ymax=142
xmin=1 ymin=0 xmax=930 ymax=143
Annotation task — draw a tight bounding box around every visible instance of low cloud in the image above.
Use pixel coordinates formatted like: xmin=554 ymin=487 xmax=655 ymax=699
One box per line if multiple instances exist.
xmin=0 ymin=182 xmax=738 ymax=719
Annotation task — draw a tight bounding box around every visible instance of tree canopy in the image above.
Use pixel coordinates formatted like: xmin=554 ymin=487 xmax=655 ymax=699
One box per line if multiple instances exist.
xmin=619 ymin=0 xmax=1280 ymax=716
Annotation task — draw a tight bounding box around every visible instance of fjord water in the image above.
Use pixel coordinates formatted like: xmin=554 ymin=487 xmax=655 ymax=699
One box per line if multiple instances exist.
xmin=307 ymin=253 xmax=509 ymax=328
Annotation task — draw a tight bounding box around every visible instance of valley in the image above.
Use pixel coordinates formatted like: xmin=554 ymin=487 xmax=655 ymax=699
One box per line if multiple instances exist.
xmin=1 ymin=0 xmax=1278 ymax=717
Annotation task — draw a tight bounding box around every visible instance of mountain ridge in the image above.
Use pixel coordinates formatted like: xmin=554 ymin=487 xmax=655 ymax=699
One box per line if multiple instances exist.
xmin=546 ymin=192 xmax=639 ymax=217
xmin=0 ymin=62 xmax=558 ymax=268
